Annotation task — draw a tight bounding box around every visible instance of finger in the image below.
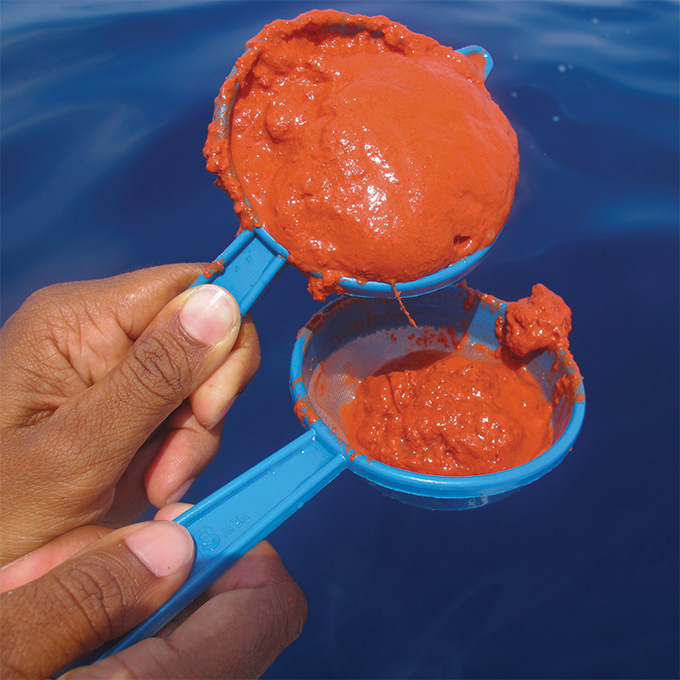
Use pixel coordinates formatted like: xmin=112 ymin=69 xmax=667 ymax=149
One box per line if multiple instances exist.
xmin=204 ymin=540 xmax=293 ymax=594
xmin=0 ymin=526 xmax=111 ymax=591
xmin=71 ymin=264 xmax=207 ymax=383
xmin=63 ymin=264 xmax=210 ymax=381
xmin=101 ymin=401 xmax=201 ymax=525
xmin=67 ymin=542 xmax=307 ymax=680
xmin=135 ymin=318 xmax=259 ymax=507
xmin=101 ymin=423 xmax=169 ymax=527
xmin=63 ymin=263 xmax=207 ymax=342
xmin=108 ymin=264 xmax=205 ymax=338
xmin=144 ymin=403 xmax=224 ymax=507
xmin=0 ymin=265 xmax=205 ymax=419
xmin=154 ymin=503 xmax=193 ymax=522
xmin=50 ymin=284 xmax=242 ymax=492
xmin=190 ymin=315 xmax=261 ymax=430
xmin=1 ymin=521 xmax=194 ymax=679
xmin=151 ymin=540 xmax=295 ymax=640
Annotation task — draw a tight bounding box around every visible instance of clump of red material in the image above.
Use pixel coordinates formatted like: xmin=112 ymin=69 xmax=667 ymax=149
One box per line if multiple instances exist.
xmin=342 ymin=348 xmax=553 ymax=476
xmin=341 ymin=284 xmax=581 ymax=476
xmin=204 ymin=9 xmax=519 ymax=299
xmin=497 ymin=283 xmax=572 ymax=356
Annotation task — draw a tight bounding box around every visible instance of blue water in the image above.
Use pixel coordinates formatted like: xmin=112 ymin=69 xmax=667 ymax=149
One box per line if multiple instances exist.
xmin=1 ymin=1 xmax=678 ymax=678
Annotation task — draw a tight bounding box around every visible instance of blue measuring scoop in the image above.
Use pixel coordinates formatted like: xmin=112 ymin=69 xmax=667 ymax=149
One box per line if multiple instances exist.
xmin=94 ymin=284 xmax=585 ymax=658
xmin=195 ymin=45 xmax=498 ymax=312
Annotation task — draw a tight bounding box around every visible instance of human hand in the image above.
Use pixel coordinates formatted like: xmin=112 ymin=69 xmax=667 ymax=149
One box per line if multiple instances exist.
xmin=0 ymin=265 xmax=307 ymax=677
xmin=0 ymin=264 xmax=260 ymax=562
xmin=0 ymin=505 xmax=307 ymax=679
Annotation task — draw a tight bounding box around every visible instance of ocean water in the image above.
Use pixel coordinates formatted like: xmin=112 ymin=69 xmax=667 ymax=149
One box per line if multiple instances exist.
xmin=1 ymin=1 xmax=678 ymax=678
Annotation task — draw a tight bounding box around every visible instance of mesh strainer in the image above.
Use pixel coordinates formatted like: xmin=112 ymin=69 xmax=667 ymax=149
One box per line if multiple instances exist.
xmin=194 ymin=44 xmax=499 ymax=311
xmin=97 ymin=285 xmax=585 ymax=657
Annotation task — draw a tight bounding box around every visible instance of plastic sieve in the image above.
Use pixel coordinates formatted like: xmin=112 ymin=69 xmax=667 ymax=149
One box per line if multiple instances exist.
xmin=195 ymin=44 xmax=499 ymax=311
xmin=96 ymin=284 xmax=585 ymax=658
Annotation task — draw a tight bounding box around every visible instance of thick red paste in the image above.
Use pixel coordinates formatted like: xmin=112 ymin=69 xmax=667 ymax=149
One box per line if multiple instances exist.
xmin=342 ymin=347 xmax=553 ymax=476
xmin=341 ymin=284 xmax=579 ymax=476
xmin=204 ymin=10 xmax=519 ymax=299
xmin=497 ymin=283 xmax=572 ymax=356
xmin=495 ymin=283 xmax=583 ymax=404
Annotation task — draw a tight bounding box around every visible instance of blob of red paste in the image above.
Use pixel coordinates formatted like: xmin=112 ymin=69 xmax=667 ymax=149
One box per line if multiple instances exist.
xmin=204 ymin=9 xmax=519 ymax=299
xmin=342 ymin=348 xmax=553 ymax=476
xmin=340 ymin=284 xmax=579 ymax=476
xmin=497 ymin=283 xmax=572 ymax=356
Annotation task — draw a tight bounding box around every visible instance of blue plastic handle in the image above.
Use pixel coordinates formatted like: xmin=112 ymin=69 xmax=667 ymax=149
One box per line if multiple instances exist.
xmin=193 ymin=229 xmax=287 ymax=312
xmin=97 ymin=430 xmax=346 ymax=659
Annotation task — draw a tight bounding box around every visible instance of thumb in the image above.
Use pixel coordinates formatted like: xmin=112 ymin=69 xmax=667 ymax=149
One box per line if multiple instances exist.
xmin=0 ymin=521 xmax=194 ymax=679
xmin=58 ymin=284 xmax=242 ymax=479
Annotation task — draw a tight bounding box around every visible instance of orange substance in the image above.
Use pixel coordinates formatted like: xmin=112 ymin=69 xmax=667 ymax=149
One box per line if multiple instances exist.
xmin=499 ymin=284 xmax=584 ymax=405
xmin=497 ymin=283 xmax=572 ymax=356
xmin=391 ymin=284 xmax=417 ymax=328
xmin=340 ymin=283 xmax=581 ymax=476
xmin=204 ymin=10 xmax=519 ymax=299
xmin=342 ymin=348 xmax=553 ymax=476
xmin=202 ymin=258 xmax=225 ymax=279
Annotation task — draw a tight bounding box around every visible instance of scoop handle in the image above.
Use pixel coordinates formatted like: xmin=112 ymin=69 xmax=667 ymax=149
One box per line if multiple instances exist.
xmin=90 ymin=430 xmax=345 ymax=660
xmin=193 ymin=229 xmax=287 ymax=312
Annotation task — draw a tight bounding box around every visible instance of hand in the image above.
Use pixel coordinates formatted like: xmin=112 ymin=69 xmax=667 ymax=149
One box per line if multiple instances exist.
xmin=0 ymin=265 xmax=307 ymax=677
xmin=0 ymin=507 xmax=307 ymax=679
xmin=0 ymin=264 xmax=259 ymax=561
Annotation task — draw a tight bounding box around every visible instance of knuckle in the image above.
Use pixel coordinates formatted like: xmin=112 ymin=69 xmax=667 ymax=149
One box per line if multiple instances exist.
xmin=239 ymin=317 xmax=261 ymax=357
xmin=2 ymin=287 xmax=57 ymax=339
xmin=124 ymin=333 xmax=194 ymax=404
xmin=22 ymin=282 xmax=83 ymax=319
xmin=22 ymin=283 xmax=63 ymax=310
xmin=245 ymin=339 xmax=262 ymax=378
xmin=132 ymin=637 xmax=185 ymax=678
xmin=49 ymin=553 xmax=132 ymax=646
xmin=262 ymin=579 xmax=308 ymax=651
xmin=278 ymin=580 xmax=308 ymax=643
xmin=231 ymin=581 xmax=307 ymax=679
xmin=61 ymin=633 xmax=180 ymax=680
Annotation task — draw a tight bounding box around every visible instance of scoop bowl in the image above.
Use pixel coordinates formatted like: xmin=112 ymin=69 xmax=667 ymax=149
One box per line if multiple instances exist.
xmin=198 ymin=41 xmax=501 ymax=309
xmin=294 ymin=284 xmax=586 ymax=509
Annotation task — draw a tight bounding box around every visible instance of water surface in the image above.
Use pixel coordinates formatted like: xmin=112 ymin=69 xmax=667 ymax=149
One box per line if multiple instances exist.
xmin=1 ymin=2 xmax=678 ymax=678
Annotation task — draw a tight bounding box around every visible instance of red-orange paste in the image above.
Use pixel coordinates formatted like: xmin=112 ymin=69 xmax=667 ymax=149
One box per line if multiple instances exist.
xmin=341 ymin=285 xmax=578 ymax=476
xmin=204 ymin=10 xmax=519 ymax=299
xmin=496 ymin=283 xmax=583 ymax=405
xmin=497 ymin=283 xmax=572 ymax=356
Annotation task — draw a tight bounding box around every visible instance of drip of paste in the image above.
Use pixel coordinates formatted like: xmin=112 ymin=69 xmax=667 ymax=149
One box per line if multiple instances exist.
xmin=204 ymin=9 xmax=519 ymax=300
xmin=341 ymin=284 xmax=580 ymax=476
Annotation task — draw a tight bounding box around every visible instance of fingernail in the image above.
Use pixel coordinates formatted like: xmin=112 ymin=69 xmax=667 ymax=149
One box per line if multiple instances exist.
xmin=166 ymin=477 xmax=196 ymax=505
xmin=125 ymin=522 xmax=194 ymax=577
xmin=179 ymin=285 xmax=239 ymax=345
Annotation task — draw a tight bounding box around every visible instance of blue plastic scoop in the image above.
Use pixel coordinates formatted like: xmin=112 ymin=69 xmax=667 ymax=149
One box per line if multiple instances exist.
xmin=97 ymin=284 xmax=585 ymax=657
xmin=195 ymin=45 xmax=499 ymax=311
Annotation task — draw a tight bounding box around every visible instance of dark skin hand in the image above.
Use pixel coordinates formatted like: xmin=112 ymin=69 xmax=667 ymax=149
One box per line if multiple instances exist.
xmin=0 ymin=265 xmax=307 ymax=679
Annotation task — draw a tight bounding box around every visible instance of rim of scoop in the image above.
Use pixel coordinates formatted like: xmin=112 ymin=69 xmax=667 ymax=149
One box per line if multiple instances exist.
xmin=254 ymin=220 xmax=500 ymax=298
xmin=335 ymin=240 xmax=496 ymax=298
